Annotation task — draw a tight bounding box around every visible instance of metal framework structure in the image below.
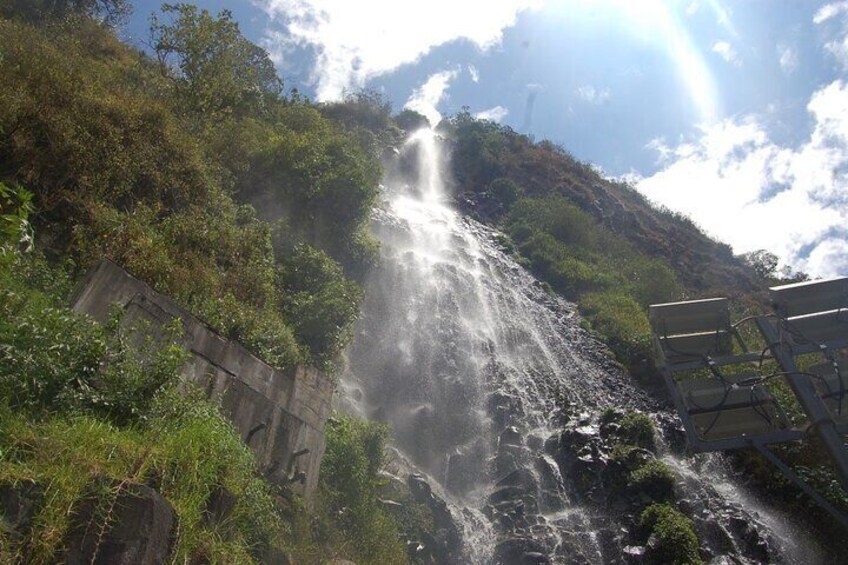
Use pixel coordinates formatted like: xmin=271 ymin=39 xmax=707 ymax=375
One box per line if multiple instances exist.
xmin=649 ymin=276 xmax=848 ymax=530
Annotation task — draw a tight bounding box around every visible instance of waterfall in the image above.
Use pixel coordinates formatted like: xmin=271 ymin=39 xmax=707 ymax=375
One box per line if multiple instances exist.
xmin=342 ymin=128 xmax=824 ymax=564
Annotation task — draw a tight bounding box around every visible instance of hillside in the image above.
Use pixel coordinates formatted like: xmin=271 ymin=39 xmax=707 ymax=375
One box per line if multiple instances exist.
xmin=0 ymin=4 xmax=409 ymax=563
xmin=0 ymin=2 xmax=843 ymax=564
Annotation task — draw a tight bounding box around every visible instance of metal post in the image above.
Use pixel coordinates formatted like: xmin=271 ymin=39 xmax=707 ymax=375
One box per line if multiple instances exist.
xmin=755 ymin=317 xmax=848 ymax=491
xmin=751 ymin=442 xmax=848 ymax=531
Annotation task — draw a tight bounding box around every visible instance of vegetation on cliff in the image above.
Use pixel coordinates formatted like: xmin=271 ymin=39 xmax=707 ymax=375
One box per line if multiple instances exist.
xmin=0 ymin=4 xmax=378 ymax=370
xmin=0 ymin=4 xmax=406 ymax=563
xmin=0 ymin=1 xmax=844 ymax=561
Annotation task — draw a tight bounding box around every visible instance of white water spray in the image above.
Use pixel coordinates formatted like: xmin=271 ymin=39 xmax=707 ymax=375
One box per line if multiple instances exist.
xmin=343 ymin=128 xmax=822 ymax=564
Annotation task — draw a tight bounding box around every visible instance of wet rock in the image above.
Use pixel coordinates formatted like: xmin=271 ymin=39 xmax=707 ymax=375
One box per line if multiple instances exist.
xmin=445 ymin=451 xmax=473 ymax=495
xmin=494 ymin=537 xmax=549 ymax=565
xmin=488 ymin=391 xmax=525 ymax=428
xmin=728 ymin=515 xmax=772 ymax=562
xmin=496 ymin=468 xmax=532 ymax=488
xmin=622 ymin=545 xmax=646 ymax=563
xmin=692 ymin=515 xmax=735 ymax=558
xmin=521 ymin=551 xmax=550 ymax=564
xmin=489 ymin=485 xmax=527 ymax=505
xmin=500 ymin=426 xmax=522 ymax=447
xmin=493 ymin=450 xmax=521 ymax=476
xmin=407 ymin=474 xmax=463 ymax=564
xmin=64 ymin=483 xmax=176 ymax=565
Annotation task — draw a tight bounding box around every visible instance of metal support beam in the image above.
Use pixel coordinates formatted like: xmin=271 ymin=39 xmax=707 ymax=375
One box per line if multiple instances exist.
xmin=752 ymin=442 xmax=848 ymax=532
xmin=755 ymin=317 xmax=848 ymax=492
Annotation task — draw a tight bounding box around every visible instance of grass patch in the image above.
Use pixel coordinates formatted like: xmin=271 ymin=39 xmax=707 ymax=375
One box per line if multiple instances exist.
xmin=0 ymin=390 xmax=281 ymax=564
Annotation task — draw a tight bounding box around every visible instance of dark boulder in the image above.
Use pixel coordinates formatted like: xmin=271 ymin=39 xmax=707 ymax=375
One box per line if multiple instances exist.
xmin=64 ymin=482 xmax=176 ymax=565
xmin=407 ymin=474 xmax=463 ymax=564
xmin=0 ymin=480 xmax=43 ymax=554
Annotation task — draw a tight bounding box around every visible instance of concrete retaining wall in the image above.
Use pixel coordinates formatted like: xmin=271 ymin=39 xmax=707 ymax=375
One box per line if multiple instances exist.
xmin=70 ymin=260 xmax=334 ymax=498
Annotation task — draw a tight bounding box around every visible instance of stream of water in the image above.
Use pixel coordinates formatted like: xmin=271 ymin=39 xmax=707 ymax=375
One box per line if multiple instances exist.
xmin=341 ymin=129 xmax=824 ymax=564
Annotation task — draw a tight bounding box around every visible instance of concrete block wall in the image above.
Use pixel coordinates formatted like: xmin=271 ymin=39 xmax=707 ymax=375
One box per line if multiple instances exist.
xmin=70 ymin=260 xmax=334 ymax=498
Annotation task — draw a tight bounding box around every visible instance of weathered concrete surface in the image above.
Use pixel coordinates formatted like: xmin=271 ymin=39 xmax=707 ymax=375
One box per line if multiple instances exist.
xmin=70 ymin=259 xmax=333 ymax=497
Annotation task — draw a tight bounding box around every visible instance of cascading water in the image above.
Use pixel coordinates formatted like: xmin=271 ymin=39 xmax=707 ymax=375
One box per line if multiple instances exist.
xmin=342 ymin=128 xmax=824 ymax=564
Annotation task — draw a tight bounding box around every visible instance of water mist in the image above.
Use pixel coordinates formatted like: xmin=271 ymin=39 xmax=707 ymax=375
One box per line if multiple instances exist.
xmin=342 ymin=128 xmax=822 ymax=564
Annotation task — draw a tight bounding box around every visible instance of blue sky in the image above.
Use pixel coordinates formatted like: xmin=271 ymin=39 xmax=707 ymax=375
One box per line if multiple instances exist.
xmin=126 ymin=1 xmax=848 ymax=277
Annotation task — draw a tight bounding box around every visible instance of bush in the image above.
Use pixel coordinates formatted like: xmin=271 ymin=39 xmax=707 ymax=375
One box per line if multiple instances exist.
xmin=639 ymin=503 xmax=702 ymax=564
xmin=617 ymin=411 xmax=656 ymax=451
xmin=509 ymin=196 xmax=595 ymax=249
xmin=278 ymin=244 xmax=364 ymax=368
xmin=0 ymin=183 xmax=34 ymax=253
xmin=0 ymin=253 xmax=185 ymax=425
xmin=629 ymin=459 xmax=675 ymax=502
xmin=487 ymin=177 xmax=521 ymax=209
xmin=315 ymin=415 xmax=407 ymax=565
xmin=0 ymin=16 xmax=377 ymax=370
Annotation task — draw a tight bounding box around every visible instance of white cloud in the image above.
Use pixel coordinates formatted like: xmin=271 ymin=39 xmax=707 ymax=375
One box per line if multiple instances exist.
xmin=815 ymin=1 xmax=848 ymax=69
xmin=468 ymin=65 xmax=480 ymax=83
xmin=685 ymin=1 xmax=700 ymax=17
xmin=637 ymin=80 xmax=848 ymax=277
xmin=474 ymin=105 xmax=509 ymax=122
xmin=404 ymin=69 xmax=459 ymax=126
xmin=712 ymin=41 xmax=741 ymax=66
xmin=575 ymin=85 xmax=610 ymax=104
xmin=708 ymin=0 xmax=738 ymax=37
xmin=813 ymin=1 xmax=848 ymax=24
xmin=260 ymin=0 xmax=543 ymax=101
xmin=778 ymin=45 xmax=798 ymax=74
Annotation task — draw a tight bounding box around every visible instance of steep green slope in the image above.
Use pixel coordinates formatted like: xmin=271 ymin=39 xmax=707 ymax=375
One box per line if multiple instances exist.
xmin=0 ymin=5 xmax=408 ymax=564
xmin=0 ymin=9 xmax=377 ymax=370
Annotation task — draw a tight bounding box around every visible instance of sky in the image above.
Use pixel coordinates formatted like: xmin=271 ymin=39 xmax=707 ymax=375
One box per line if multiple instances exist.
xmin=125 ymin=1 xmax=848 ymax=278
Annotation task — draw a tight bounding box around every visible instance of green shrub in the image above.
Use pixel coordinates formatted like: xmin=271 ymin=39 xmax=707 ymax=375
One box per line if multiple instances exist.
xmin=0 ymin=183 xmax=34 ymax=253
xmin=509 ymin=196 xmax=595 ymax=248
xmin=639 ymin=503 xmax=702 ymax=564
xmin=278 ymin=244 xmax=364 ymax=368
xmin=487 ymin=177 xmax=521 ymax=209
xmin=629 ymin=257 xmax=682 ymax=308
xmin=617 ymin=411 xmax=656 ymax=451
xmin=315 ymin=415 xmax=407 ymax=565
xmin=0 ymin=254 xmax=185 ymax=424
xmin=629 ymin=459 xmax=676 ymax=502
xmin=0 ymin=15 xmax=376 ymax=370
xmin=0 ymin=252 xmax=281 ymax=562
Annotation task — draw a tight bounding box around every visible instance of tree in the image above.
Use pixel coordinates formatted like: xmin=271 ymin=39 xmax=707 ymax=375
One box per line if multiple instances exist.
xmin=0 ymin=0 xmax=131 ymax=27
xmin=487 ymin=177 xmax=521 ymax=208
xmin=740 ymin=249 xmax=779 ymax=279
xmin=739 ymin=249 xmax=809 ymax=283
xmin=321 ymin=89 xmax=393 ymax=133
xmin=149 ymin=3 xmax=282 ymax=119
xmin=394 ymin=108 xmax=430 ymax=132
